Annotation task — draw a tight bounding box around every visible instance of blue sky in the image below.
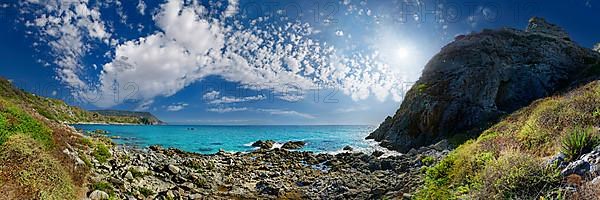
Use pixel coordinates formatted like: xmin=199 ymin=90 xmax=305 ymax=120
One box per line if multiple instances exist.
xmin=0 ymin=0 xmax=598 ymax=125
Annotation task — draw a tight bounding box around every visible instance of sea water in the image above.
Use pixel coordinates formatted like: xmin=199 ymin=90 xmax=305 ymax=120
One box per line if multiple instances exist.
xmin=73 ymin=125 xmax=394 ymax=155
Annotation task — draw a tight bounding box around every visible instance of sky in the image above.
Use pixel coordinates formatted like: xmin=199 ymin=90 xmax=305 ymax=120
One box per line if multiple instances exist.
xmin=0 ymin=0 xmax=598 ymax=125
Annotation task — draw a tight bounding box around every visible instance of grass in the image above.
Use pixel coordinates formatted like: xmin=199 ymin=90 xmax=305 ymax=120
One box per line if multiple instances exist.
xmin=561 ymin=127 xmax=599 ymax=161
xmin=0 ymin=134 xmax=76 ymax=199
xmin=415 ymin=81 xmax=600 ymax=199
xmin=0 ymin=99 xmax=53 ymax=148
xmin=138 ymin=187 xmax=154 ymax=197
xmin=91 ymin=181 xmax=115 ymax=197
xmin=92 ymin=142 xmax=111 ymax=163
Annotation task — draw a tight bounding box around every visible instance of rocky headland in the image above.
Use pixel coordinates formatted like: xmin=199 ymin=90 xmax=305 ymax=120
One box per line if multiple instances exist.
xmin=368 ymin=17 xmax=600 ymax=152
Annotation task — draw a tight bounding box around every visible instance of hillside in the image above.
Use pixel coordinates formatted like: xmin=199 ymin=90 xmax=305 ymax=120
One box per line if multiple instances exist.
xmin=90 ymin=110 xmax=163 ymax=125
xmin=416 ymin=80 xmax=600 ymax=199
xmin=368 ymin=17 xmax=600 ymax=152
xmin=0 ymin=78 xmax=162 ymax=125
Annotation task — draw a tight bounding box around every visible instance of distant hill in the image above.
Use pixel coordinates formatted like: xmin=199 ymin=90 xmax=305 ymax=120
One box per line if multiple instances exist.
xmin=90 ymin=110 xmax=164 ymax=125
xmin=0 ymin=77 xmax=163 ymax=125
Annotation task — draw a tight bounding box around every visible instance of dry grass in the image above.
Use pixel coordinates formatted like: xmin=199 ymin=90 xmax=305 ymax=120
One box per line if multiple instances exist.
xmin=416 ymin=81 xmax=600 ymax=199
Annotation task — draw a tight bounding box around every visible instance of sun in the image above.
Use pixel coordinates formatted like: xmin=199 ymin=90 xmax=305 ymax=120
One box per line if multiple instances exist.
xmin=396 ymin=47 xmax=410 ymax=59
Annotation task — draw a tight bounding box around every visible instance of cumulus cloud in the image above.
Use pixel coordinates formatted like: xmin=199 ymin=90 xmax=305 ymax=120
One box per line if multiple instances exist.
xmin=25 ymin=0 xmax=412 ymax=108
xmin=223 ymin=0 xmax=239 ymax=18
xmin=135 ymin=99 xmax=154 ymax=111
xmin=202 ymin=90 xmax=266 ymax=104
xmin=202 ymin=91 xmax=221 ymax=100
xmin=166 ymin=102 xmax=189 ymax=111
xmin=137 ymin=0 xmax=146 ymax=15
xmin=20 ymin=0 xmax=110 ymax=90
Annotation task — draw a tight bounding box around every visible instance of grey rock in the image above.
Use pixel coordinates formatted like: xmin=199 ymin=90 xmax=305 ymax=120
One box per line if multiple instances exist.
xmin=89 ymin=190 xmax=110 ymax=200
xmin=125 ymin=171 xmax=134 ymax=180
xmin=561 ymin=160 xmax=591 ymax=176
xmin=526 ymin=17 xmax=570 ymax=40
xmin=431 ymin=140 xmax=449 ymax=151
xmin=594 ymin=43 xmax=600 ymax=53
xmin=167 ymin=164 xmax=181 ymax=174
xmin=371 ymin=150 xmax=385 ymax=158
xmin=547 ymin=152 xmax=567 ymax=168
xmin=343 ymin=145 xmax=353 ymax=151
xmin=251 ymin=140 xmax=275 ymax=149
xmin=282 ymin=141 xmax=306 ymax=149
xmin=367 ymin=17 xmax=600 ymax=152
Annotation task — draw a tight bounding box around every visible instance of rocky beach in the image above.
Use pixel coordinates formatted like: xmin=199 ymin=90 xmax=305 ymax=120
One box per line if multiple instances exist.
xmin=79 ymin=133 xmax=450 ymax=200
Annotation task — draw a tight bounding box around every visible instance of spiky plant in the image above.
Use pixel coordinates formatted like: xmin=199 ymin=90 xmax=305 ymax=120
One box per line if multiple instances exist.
xmin=561 ymin=127 xmax=599 ymax=162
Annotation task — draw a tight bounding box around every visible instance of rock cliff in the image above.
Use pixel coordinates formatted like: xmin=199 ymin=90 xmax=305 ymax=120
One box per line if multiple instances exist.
xmin=367 ymin=17 xmax=600 ymax=152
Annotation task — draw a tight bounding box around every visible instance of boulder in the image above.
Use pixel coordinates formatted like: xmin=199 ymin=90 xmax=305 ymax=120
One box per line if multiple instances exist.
xmin=167 ymin=164 xmax=181 ymax=174
xmin=561 ymin=160 xmax=591 ymax=176
xmin=343 ymin=145 xmax=353 ymax=151
xmin=282 ymin=141 xmax=306 ymax=149
xmin=89 ymin=190 xmax=110 ymax=200
xmin=251 ymin=140 xmax=275 ymax=149
xmin=367 ymin=17 xmax=600 ymax=152
xmin=371 ymin=150 xmax=385 ymax=158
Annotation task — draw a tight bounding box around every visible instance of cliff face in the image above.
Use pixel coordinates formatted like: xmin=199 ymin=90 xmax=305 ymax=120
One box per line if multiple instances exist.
xmin=368 ymin=17 xmax=600 ymax=152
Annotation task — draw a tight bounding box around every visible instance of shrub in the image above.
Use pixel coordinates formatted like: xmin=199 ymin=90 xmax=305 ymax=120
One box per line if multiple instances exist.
xmin=92 ymin=142 xmax=111 ymax=163
xmin=561 ymin=127 xmax=599 ymax=161
xmin=421 ymin=156 xmax=435 ymax=166
xmin=475 ymin=151 xmax=560 ymax=199
xmin=138 ymin=187 xmax=154 ymax=197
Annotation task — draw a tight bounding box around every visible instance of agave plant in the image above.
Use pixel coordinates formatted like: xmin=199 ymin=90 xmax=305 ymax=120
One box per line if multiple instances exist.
xmin=561 ymin=127 xmax=599 ymax=162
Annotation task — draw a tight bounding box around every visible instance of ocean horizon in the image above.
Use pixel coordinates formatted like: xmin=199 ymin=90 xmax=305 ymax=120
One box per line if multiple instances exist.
xmin=74 ymin=124 xmax=396 ymax=155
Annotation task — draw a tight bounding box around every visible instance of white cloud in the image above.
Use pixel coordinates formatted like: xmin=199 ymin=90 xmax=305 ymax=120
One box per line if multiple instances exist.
xmin=202 ymin=90 xmax=221 ymax=100
xmin=208 ymin=95 xmax=266 ymax=104
xmin=202 ymin=90 xmax=266 ymax=104
xmin=24 ymin=0 xmax=413 ymax=108
xmin=223 ymin=0 xmax=239 ymax=18
xmin=20 ymin=0 xmax=110 ymax=90
xmin=137 ymin=0 xmax=146 ymax=15
xmin=166 ymin=102 xmax=188 ymax=111
xmin=256 ymin=108 xmax=315 ymax=119
xmin=206 ymin=106 xmax=248 ymax=113
xmin=135 ymin=99 xmax=154 ymax=111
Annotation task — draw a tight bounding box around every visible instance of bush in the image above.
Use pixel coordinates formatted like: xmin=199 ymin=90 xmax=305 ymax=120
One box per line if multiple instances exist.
xmin=92 ymin=142 xmax=111 ymax=163
xmin=561 ymin=127 xmax=599 ymax=161
xmin=475 ymin=151 xmax=560 ymax=199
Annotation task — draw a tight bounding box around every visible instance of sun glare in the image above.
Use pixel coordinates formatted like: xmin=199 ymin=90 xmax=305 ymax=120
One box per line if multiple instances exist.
xmin=397 ymin=47 xmax=410 ymax=59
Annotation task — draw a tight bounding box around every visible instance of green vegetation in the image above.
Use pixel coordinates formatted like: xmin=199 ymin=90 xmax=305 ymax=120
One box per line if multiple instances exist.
xmin=421 ymin=156 xmax=435 ymax=166
xmin=415 ymin=81 xmax=600 ymax=199
xmin=0 ymin=99 xmax=53 ymax=148
xmin=415 ymin=83 xmax=428 ymax=94
xmin=0 ymin=78 xmax=161 ymax=125
xmin=91 ymin=181 xmax=115 ymax=195
xmin=92 ymin=142 xmax=111 ymax=163
xmin=0 ymin=134 xmax=76 ymax=199
xmin=138 ymin=187 xmax=155 ymax=197
xmin=561 ymin=127 xmax=599 ymax=161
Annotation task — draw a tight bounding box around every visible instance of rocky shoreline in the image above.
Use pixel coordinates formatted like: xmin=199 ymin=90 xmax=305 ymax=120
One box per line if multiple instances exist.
xmin=81 ymin=136 xmax=451 ymax=199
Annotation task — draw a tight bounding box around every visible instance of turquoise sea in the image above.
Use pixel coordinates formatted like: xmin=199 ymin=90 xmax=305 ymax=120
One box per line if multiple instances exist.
xmin=73 ymin=125 xmax=390 ymax=154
